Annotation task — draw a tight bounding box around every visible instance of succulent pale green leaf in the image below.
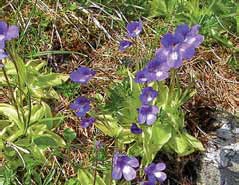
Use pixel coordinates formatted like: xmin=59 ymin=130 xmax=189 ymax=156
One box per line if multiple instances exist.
xmin=128 ymin=142 xmax=143 ymax=156
xmin=33 ymin=73 xmax=69 ymax=88
xmin=33 ymin=136 xmax=57 ymax=147
xmin=0 ymin=138 xmax=3 ymax=150
xmin=31 ymin=145 xmax=46 ymax=162
xmin=26 ymin=60 xmax=47 ymax=71
xmin=0 ymin=120 xmax=11 ymax=130
xmin=95 ymin=115 xmax=123 ymax=137
xmin=118 ymin=129 xmax=135 ymax=144
xmin=14 ymin=56 xmax=27 ymax=88
xmin=151 ymin=123 xmax=172 ymax=146
xmin=44 ymin=131 xmax=66 ymax=147
xmin=184 ymin=133 xmax=204 ymax=151
xmin=142 ymin=123 xmax=172 ymax=165
xmin=0 ymin=103 xmax=22 ymax=130
xmin=77 ymin=169 xmax=106 ymax=185
xmin=167 ymin=132 xmax=195 ymax=156
xmin=157 ymin=84 xmax=169 ymax=109
xmin=150 ymin=0 xmax=167 ymax=17
xmin=28 ymin=104 xmax=46 ymax=124
xmin=63 ymin=128 xmax=77 ymax=143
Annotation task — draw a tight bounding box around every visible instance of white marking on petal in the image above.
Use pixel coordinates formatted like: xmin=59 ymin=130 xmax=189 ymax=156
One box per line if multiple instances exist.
xmin=123 ymin=45 xmax=129 ymax=49
xmin=156 ymin=71 xmax=163 ymax=77
xmin=140 ymin=77 xmax=147 ymax=82
xmin=147 ymin=114 xmax=155 ymax=120
xmin=170 ymin=52 xmax=178 ymax=60
xmin=122 ymin=165 xmax=131 ymax=174
xmin=163 ymin=49 xmax=169 ymax=56
xmin=154 ymin=172 xmax=163 ymax=178
xmin=0 ymin=34 xmax=5 ymax=41
xmin=134 ymin=28 xmax=141 ymax=35
xmin=147 ymin=97 xmax=153 ymax=102
xmin=78 ymin=79 xmax=86 ymax=82
xmin=180 ymin=47 xmax=186 ymax=52
xmin=186 ymin=37 xmax=196 ymax=44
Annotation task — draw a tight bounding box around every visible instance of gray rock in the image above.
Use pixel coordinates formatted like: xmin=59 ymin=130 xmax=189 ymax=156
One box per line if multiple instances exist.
xmin=197 ymin=110 xmax=239 ymax=185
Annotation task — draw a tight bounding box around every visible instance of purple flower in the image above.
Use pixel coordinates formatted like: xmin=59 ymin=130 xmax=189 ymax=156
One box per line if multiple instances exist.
xmin=138 ymin=105 xmax=159 ymax=125
xmin=119 ymin=40 xmax=132 ymax=51
xmin=176 ymin=24 xmax=203 ymax=46
xmin=0 ymin=21 xmax=19 ymax=60
xmin=130 ymin=123 xmax=142 ymax=134
xmin=183 ymin=34 xmax=204 ymax=48
xmin=158 ymin=24 xmax=203 ymax=68
xmin=177 ymin=24 xmax=203 ymax=48
xmin=160 ymin=33 xmax=179 ymax=48
xmin=0 ymin=21 xmax=19 ymax=48
xmin=189 ymin=24 xmax=201 ymax=35
xmin=145 ymin=57 xmax=170 ymax=80
xmin=112 ymin=153 xmax=139 ymax=181
xmin=0 ymin=48 xmax=8 ymax=60
xmin=144 ymin=162 xmax=167 ymax=183
xmin=159 ymin=35 xmax=183 ymax=68
xmin=174 ymin=24 xmax=190 ymax=42
xmin=135 ymin=69 xmax=150 ymax=83
xmin=165 ymin=47 xmax=183 ymax=68
xmin=178 ymin=24 xmax=203 ymax=59
xmin=140 ymin=87 xmax=158 ymax=105
xmin=176 ymin=43 xmax=195 ymax=60
xmin=70 ymin=67 xmax=96 ymax=84
xmin=134 ymin=57 xmax=170 ymax=83
xmin=140 ymin=181 xmax=155 ymax=185
xmin=81 ymin=117 xmax=95 ymax=128
xmin=127 ymin=21 xmax=143 ymax=38
xmin=70 ymin=96 xmax=90 ymax=117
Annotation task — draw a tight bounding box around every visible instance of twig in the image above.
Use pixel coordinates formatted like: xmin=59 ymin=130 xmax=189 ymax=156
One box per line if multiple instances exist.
xmin=6 ymin=141 xmax=29 ymax=169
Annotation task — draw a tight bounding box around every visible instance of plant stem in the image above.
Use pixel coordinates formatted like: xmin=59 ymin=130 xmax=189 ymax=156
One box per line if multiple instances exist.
xmin=93 ymin=157 xmax=98 ymax=185
xmin=2 ymin=66 xmax=23 ymax=125
xmin=25 ymin=87 xmax=32 ymax=135
xmin=169 ymin=69 xmax=176 ymax=97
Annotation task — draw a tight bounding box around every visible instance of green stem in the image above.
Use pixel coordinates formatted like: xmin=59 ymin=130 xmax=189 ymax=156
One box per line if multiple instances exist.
xmin=93 ymin=151 xmax=98 ymax=185
xmin=169 ymin=69 xmax=176 ymax=96
xmin=2 ymin=66 xmax=23 ymax=126
xmin=25 ymin=87 xmax=32 ymax=135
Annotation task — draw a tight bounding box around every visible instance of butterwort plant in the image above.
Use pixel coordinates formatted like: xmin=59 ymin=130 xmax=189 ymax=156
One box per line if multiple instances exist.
xmin=69 ymin=21 xmax=204 ymax=184
xmin=132 ymin=23 xmax=204 ymax=165
xmin=91 ymin=21 xmax=205 ymax=184
xmin=0 ymin=21 xmax=69 ymax=184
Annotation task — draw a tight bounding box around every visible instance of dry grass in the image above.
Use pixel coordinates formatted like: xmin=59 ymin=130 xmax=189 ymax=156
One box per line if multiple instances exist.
xmin=180 ymin=47 xmax=238 ymax=114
